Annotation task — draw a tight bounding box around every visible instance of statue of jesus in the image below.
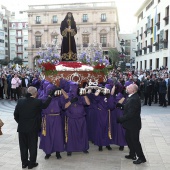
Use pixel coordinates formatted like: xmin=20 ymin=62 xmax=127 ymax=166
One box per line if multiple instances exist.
xmin=60 ymin=12 xmax=77 ymax=61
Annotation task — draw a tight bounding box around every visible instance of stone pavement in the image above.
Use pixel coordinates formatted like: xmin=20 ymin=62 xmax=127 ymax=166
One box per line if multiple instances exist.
xmin=0 ymin=100 xmax=170 ymax=170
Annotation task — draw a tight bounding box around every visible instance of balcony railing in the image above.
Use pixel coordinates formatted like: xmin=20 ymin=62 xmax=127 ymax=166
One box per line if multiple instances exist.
xmin=16 ymin=43 xmax=23 ymax=45
xmin=101 ymin=18 xmax=107 ymax=22
xmin=35 ymin=20 xmax=41 ymax=24
xmin=16 ymin=35 xmax=23 ymax=38
xmin=83 ymin=43 xmax=88 ymax=47
xmin=16 ymin=51 xmax=23 ymax=53
xmin=52 ymin=20 xmax=58 ymax=24
xmin=82 ymin=19 xmax=88 ymax=22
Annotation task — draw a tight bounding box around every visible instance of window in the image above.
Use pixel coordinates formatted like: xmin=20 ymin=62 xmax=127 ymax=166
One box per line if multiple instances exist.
xmin=82 ymin=34 xmax=89 ymax=47
xmin=100 ymin=34 xmax=107 ymax=47
xmin=149 ymin=38 xmax=153 ymax=52
xmin=125 ymin=40 xmax=131 ymax=46
xmin=158 ymin=0 xmax=160 ymax=3
xmin=144 ymin=41 xmax=147 ymax=54
xmin=35 ymin=36 xmax=41 ymax=48
xmin=156 ymin=34 xmax=159 ymax=51
xmin=0 ymin=39 xmax=4 ymax=43
xmin=101 ymin=13 xmax=106 ymax=22
xmin=0 ymin=32 xmax=4 ymax=36
xmin=138 ymin=12 xmax=143 ymax=23
xmin=52 ymin=15 xmax=57 ymax=23
xmin=157 ymin=13 xmax=160 ymax=30
xmin=151 ymin=19 xmax=153 ymax=34
xmin=140 ymin=61 xmax=142 ymax=70
xmin=164 ymin=6 xmax=169 ymax=25
xmin=164 ymin=30 xmax=168 ymax=48
xmin=36 ymin=16 xmax=41 ymax=24
xmin=125 ymin=47 xmax=130 ymax=55
xmin=82 ymin=14 xmax=88 ymax=22
xmin=144 ymin=60 xmax=147 ymax=69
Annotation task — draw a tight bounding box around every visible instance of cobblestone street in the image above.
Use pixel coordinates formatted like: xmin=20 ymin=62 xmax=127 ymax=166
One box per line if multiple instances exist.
xmin=0 ymin=100 xmax=170 ymax=170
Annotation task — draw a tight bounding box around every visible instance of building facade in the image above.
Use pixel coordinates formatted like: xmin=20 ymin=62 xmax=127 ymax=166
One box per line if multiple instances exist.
xmin=9 ymin=12 xmax=28 ymax=65
xmin=24 ymin=1 xmax=120 ymax=68
xmin=135 ymin=0 xmax=170 ymax=70
xmin=0 ymin=5 xmax=10 ymax=61
xmin=119 ymin=33 xmax=136 ymax=68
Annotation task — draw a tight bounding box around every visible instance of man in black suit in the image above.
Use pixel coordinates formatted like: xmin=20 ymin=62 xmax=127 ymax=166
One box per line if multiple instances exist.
xmin=14 ymin=86 xmax=53 ymax=169
xmin=117 ymin=84 xmax=146 ymax=164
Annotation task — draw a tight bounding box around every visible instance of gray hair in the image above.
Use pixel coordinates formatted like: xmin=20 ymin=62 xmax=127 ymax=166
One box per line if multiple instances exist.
xmin=132 ymin=84 xmax=138 ymax=92
xmin=27 ymin=86 xmax=37 ymax=96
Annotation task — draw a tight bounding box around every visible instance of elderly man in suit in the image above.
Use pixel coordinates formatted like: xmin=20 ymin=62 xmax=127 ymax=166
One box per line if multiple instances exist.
xmin=14 ymin=86 xmax=53 ymax=169
xmin=117 ymin=84 xmax=146 ymax=165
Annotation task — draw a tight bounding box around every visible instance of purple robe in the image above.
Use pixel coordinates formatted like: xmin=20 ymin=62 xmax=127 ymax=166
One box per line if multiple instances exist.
xmin=85 ymin=93 xmax=98 ymax=142
xmin=65 ymin=95 xmax=89 ymax=152
xmin=93 ymin=94 xmax=116 ymax=146
xmin=39 ymin=95 xmax=66 ymax=154
xmin=111 ymin=93 xmax=127 ymax=146
xmin=31 ymin=78 xmax=41 ymax=90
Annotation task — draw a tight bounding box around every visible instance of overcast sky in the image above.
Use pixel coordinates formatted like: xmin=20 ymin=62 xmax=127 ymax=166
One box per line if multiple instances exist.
xmin=0 ymin=0 xmax=143 ymax=33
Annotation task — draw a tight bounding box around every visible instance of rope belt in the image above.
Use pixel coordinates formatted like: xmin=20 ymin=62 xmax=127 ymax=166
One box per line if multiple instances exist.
xmin=48 ymin=114 xmax=60 ymax=116
xmin=65 ymin=116 xmax=68 ymax=143
xmin=108 ymin=109 xmax=112 ymax=139
xmin=42 ymin=113 xmax=60 ymax=136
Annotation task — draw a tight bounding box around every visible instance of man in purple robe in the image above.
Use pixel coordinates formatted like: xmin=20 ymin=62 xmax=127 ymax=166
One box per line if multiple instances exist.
xmin=64 ymin=82 xmax=90 ymax=156
xmin=93 ymin=84 xmax=116 ymax=151
xmin=39 ymin=83 xmax=68 ymax=159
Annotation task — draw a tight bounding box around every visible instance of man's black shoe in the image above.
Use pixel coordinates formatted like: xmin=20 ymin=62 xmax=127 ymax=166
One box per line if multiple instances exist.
xmin=56 ymin=152 xmax=62 ymax=159
xmin=83 ymin=150 xmax=89 ymax=154
xmin=45 ymin=154 xmax=51 ymax=159
xmin=22 ymin=161 xmax=30 ymax=169
xmin=125 ymin=155 xmax=136 ymax=160
xmin=98 ymin=146 xmax=103 ymax=151
xmin=119 ymin=146 xmax=124 ymax=151
xmin=67 ymin=152 xmax=72 ymax=156
xmin=22 ymin=164 xmax=28 ymax=169
xmin=133 ymin=158 xmax=146 ymax=164
xmin=106 ymin=145 xmax=112 ymax=150
xmin=28 ymin=163 xmax=38 ymax=169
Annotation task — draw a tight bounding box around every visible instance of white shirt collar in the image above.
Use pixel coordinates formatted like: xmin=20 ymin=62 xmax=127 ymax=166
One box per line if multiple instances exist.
xmin=128 ymin=93 xmax=134 ymax=97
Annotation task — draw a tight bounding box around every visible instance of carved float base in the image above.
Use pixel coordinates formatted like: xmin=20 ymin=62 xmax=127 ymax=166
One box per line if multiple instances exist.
xmin=44 ymin=71 xmax=107 ymax=87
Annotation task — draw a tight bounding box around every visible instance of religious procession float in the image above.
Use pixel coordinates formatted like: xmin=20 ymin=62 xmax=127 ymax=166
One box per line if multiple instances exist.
xmin=37 ymin=12 xmax=112 ymax=92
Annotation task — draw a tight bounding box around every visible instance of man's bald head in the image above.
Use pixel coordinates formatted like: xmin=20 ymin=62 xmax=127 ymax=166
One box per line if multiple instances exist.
xmin=126 ymin=84 xmax=138 ymax=95
xmin=27 ymin=86 xmax=37 ymax=97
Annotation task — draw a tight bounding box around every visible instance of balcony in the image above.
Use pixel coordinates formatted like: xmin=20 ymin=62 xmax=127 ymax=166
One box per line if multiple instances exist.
xmin=156 ymin=21 xmax=160 ymax=26
xmin=52 ymin=20 xmax=58 ymax=24
xmin=101 ymin=18 xmax=107 ymax=22
xmin=153 ymin=42 xmax=159 ymax=51
xmin=82 ymin=18 xmax=88 ymax=22
xmin=16 ymin=43 xmax=23 ymax=45
xmin=136 ymin=36 xmax=138 ymax=41
xmin=15 ymin=35 xmax=23 ymax=38
xmin=163 ymin=39 xmax=168 ymax=48
xmin=163 ymin=16 xmax=169 ymax=21
xmin=83 ymin=43 xmax=88 ymax=47
xmin=138 ymin=49 xmax=142 ymax=56
xmin=139 ymin=33 xmax=143 ymax=39
xmin=35 ymin=20 xmax=41 ymax=24
xmin=16 ymin=51 xmax=23 ymax=53
xmin=102 ymin=43 xmax=109 ymax=47
xmin=163 ymin=16 xmax=169 ymax=25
